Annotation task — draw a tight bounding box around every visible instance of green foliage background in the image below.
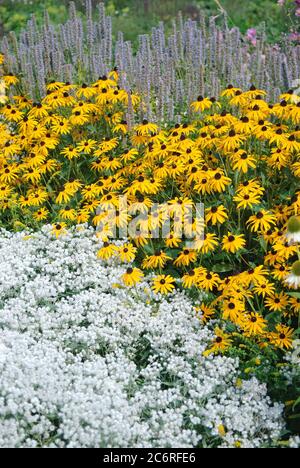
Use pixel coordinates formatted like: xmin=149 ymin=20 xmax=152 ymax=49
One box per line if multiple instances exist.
xmin=0 ymin=0 xmax=299 ymax=44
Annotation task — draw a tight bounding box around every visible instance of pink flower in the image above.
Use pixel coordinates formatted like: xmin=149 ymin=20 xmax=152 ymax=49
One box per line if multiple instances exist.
xmin=288 ymin=32 xmax=300 ymax=41
xmin=296 ymin=7 xmax=300 ymax=16
xmin=277 ymin=0 xmax=285 ymax=5
xmin=246 ymin=28 xmax=257 ymax=46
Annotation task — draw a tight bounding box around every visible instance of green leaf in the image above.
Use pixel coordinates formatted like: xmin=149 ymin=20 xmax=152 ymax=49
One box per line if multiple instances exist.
xmin=293 ymin=396 xmax=300 ymax=410
xmin=287 ymin=292 xmax=300 ymax=299
xmin=288 ymin=413 xmax=300 ymax=420
xmin=265 ymin=311 xmax=281 ymax=323
xmin=212 ymin=263 xmax=233 ymax=273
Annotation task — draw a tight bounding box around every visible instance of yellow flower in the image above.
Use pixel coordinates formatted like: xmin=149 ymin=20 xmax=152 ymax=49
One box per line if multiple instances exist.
xmin=182 ymin=269 xmax=199 ymax=288
xmin=51 ymin=222 xmax=67 ymax=238
xmin=135 ymin=120 xmax=158 ymax=136
xmin=222 ymin=297 xmax=245 ymax=323
xmin=61 ymin=145 xmax=80 ymax=160
xmin=198 ymin=233 xmax=218 ymax=254
xmin=122 ymin=267 xmax=144 ymax=287
xmin=142 ymin=251 xmax=172 ymax=270
xmin=209 ymin=170 xmax=232 ymax=193
xmin=231 ymin=151 xmax=257 ymax=173
xmin=197 ymin=270 xmax=220 ymax=291
xmin=264 ymin=292 xmax=290 ymax=312
xmin=32 ymin=207 xmax=49 ymax=221
xmin=196 ymin=304 xmax=215 ymax=323
xmin=218 ymin=424 xmax=226 ymax=438
xmin=233 ymin=191 xmax=261 ymax=209
xmin=97 ymin=242 xmax=118 ymax=260
xmin=152 ymin=275 xmax=175 ymax=295
xmin=3 ymin=74 xmax=19 ymax=86
xmin=247 ymin=210 xmax=277 ymax=232
xmin=269 ymin=324 xmax=294 ymax=350
xmin=59 ymin=206 xmax=77 ymax=221
xmin=222 ymin=233 xmax=246 ymax=253
xmin=173 ymin=249 xmax=197 ymax=267
xmin=242 ymin=312 xmax=267 ymax=337
xmin=205 ymin=205 xmax=228 ymax=225
xmin=204 ymin=327 xmax=232 ymax=355
xmin=191 ymin=96 xmax=213 ymax=113
xmin=118 ymin=243 xmax=137 ymax=263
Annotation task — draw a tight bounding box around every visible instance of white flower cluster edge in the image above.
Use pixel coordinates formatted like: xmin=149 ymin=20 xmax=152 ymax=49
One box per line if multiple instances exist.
xmin=0 ymin=225 xmax=293 ymax=448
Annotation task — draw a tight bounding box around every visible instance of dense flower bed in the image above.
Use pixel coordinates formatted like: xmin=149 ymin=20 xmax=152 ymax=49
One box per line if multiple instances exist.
xmin=0 ymin=16 xmax=300 ymax=446
xmin=1 ymin=62 xmax=300 ymax=355
xmin=0 ymin=225 xmax=291 ymax=448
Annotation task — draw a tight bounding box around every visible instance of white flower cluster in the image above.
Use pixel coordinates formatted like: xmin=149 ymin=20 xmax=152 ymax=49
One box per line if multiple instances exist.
xmin=0 ymin=225 xmax=286 ymax=448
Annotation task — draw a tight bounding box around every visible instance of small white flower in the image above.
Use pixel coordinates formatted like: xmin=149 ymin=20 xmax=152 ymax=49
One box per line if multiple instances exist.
xmin=285 ymin=261 xmax=300 ymax=289
xmin=286 ymin=216 xmax=300 ymax=244
xmin=0 ymin=340 xmax=7 ymax=364
xmin=286 ymin=231 xmax=300 ymax=244
xmin=0 ymin=225 xmax=291 ymax=448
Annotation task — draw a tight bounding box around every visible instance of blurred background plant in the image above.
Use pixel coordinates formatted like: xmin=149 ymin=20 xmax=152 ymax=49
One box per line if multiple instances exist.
xmin=1 ymin=1 xmax=299 ymax=115
xmin=0 ymin=0 xmax=299 ymax=44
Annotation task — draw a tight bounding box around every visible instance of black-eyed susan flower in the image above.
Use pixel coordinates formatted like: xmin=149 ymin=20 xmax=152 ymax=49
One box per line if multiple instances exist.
xmin=241 ymin=265 xmax=269 ymax=286
xmin=122 ymin=267 xmax=144 ymax=287
xmin=242 ymin=312 xmax=267 ymax=337
xmin=33 ymin=207 xmax=49 ymax=221
xmin=3 ymin=73 xmax=18 ymax=86
xmin=59 ymin=206 xmax=77 ymax=221
xmin=51 ymin=117 xmax=71 ymax=135
xmin=209 ymin=169 xmax=232 ymax=193
xmin=205 ymin=205 xmax=228 ymax=225
xmin=289 ymin=296 xmax=300 ymax=315
xmin=190 ymin=95 xmax=213 ymax=113
xmin=51 ymin=222 xmax=67 ymax=238
xmin=61 ymin=146 xmax=80 ymax=160
xmin=182 ymin=269 xmax=200 ymax=288
xmin=231 ymin=151 xmax=257 ymax=173
xmin=203 ymin=327 xmax=232 ymax=355
xmin=222 ymin=297 xmax=245 ymax=323
xmin=152 ymin=274 xmax=175 ymax=295
xmin=218 ymin=129 xmax=246 ymax=152
xmin=221 ymin=84 xmax=242 ymax=98
xmin=198 ymin=233 xmax=218 ymax=254
xmin=253 ymin=281 xmax=275 ymax=298
xmin=265 ymin=292 xmax=290 ymax=312
xmin=222 ymin=233 xmax=246 ymax=253
xmin=118 ymin=243 xmax=137 ymax=263
xmin=247 ymin=210 xmax=277 ymax=232
xmin=233 ymin=191 xmax=261 ymax=209
xmin=269 ymin=324 xmax=294 ymax=350
xmin=197 ymin=270 xmax=220 ymax=291
xmin=97 ymin=242 xmax=118 ymax=261
xmin=142 ymin=251 xmax=172 ymax=270
xmin=174 ymin=249 xmax=197 ymax=267
xmin=135 ymin=120 xmax=158 ymax=136
xmin=196 ymin=304 xmax=215 ymax=323
xmin=165 ymin=233 xmax=182 ymax=248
